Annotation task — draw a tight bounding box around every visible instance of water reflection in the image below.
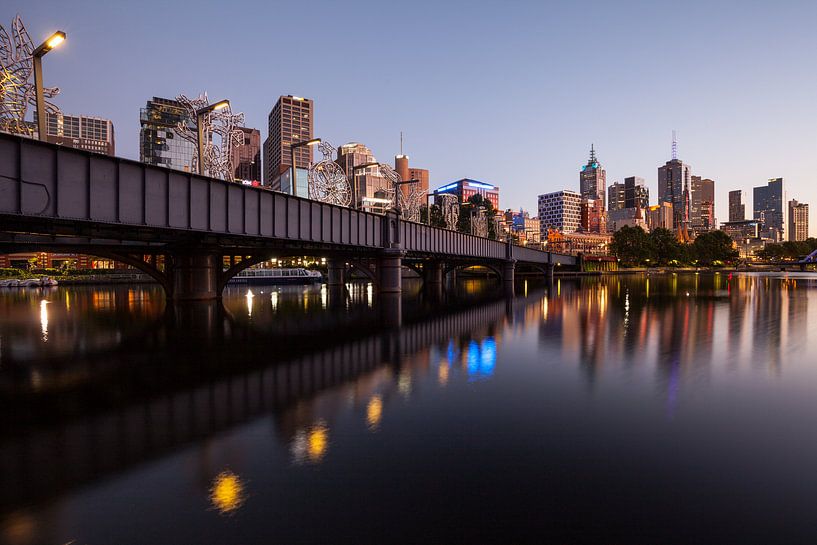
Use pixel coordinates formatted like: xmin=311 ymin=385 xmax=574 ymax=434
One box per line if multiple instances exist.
xmin=3 ymin=273 xmax=817 ymax=543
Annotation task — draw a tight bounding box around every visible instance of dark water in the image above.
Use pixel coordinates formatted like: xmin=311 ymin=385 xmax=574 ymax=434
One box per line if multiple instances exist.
xmin=1 ymin=273 xmax=817 ymax=544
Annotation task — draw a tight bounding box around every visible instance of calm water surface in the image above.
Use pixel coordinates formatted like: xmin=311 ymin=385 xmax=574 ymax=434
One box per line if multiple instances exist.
xmin=2 ymin=273 xmax=817 ymax=544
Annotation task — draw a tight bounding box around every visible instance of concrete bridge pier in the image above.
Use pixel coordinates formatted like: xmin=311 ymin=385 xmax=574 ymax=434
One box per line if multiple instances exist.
xmin=327 ymin=258 xmax=347 ymax=287
xmin=503 ymin=260 xmax=516 ymax=295
xmin=170 ymin=251 xmax=222 ymax=301
xmin=378 ymin=248 xmax=404 ymax=294
xmin=424 ymin=260 xmax=444 ymax=286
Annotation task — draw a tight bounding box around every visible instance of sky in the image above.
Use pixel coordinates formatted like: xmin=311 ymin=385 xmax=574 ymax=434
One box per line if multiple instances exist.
xmin=10 ymin=0 xmax=817 ymax=234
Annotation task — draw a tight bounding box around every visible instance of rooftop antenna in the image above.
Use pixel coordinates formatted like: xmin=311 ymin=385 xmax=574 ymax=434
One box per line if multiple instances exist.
xmin=589 ymin=143 xmax=597 ymax=163
xmin=671 ymin=130 xmax=678 ymax=160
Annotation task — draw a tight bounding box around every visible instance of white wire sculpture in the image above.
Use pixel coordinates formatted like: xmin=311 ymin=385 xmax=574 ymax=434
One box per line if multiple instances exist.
xmin=175 ymin=93 xmax=245 ymax=181
xmin=308 ymin=141 xmax=352 ymax=206
xmin=376 ymin=164 xmax=426 ymax=221
xmin=0 ymin=15 xmax=61 ymax=136
xmin=438 ymin=193 xmax=460 ymax=230
xmin=471 ymin=206 xmax=488 ymax=238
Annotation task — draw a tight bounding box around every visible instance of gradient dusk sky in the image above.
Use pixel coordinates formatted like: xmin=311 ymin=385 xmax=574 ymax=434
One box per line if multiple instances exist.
xmin=11 ymin=0 xmax=817 ymax=232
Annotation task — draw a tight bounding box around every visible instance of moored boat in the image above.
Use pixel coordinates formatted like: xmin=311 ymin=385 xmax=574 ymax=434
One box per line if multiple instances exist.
xmin=228 ymin=267 xmax=322 ymax=285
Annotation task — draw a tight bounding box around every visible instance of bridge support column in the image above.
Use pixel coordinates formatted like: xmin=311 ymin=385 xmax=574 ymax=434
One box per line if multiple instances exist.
xmin=503 ymin=259 xmax=516 ymax=295
xmin=327 ymin=258 xmax=346 ymax=286
xmin=378 ymin=248 xmax=404 ymax=294
xmin=170 ymin=251 xmax=221 ymax=301
xmin=424 ymin=260 xmax=443 ymax=286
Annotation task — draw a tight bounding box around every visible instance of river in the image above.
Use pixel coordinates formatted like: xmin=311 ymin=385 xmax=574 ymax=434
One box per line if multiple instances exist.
xmin=1 ymin=272 xmax=816 ymax=544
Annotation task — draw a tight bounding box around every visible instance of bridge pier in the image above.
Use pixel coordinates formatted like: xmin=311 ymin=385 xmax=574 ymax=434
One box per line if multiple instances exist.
xmin=503 ymin=260 xmax=516 ymax=294
xmin=170 ymin=251 xmax=221 ymax=301
xmin=424 ymin=260 xmax=444 ymax=286
xmin=378 ymin=248 xmax=404 ymax=294
xmin=327 ymin=258 xmax=346 ymax=287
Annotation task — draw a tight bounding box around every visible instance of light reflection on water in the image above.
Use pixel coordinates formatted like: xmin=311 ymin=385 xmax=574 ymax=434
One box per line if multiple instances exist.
xmin=2 ymin=273 xmax=817 ymax=543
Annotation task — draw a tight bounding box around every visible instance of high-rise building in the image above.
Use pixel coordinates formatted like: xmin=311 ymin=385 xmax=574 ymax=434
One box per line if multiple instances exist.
xmin=690 ymin=176 xmax=715 ymax=231
xmin=657 ymin=151 xmax=692 ymax=230
xmin=336 ymin=142 xmax=390 ymax=208
xmin=538 ymin=190 xmax=581 ymax=236
xmin=230 ymin=127 xmax=261 ymax=182
xmin=140 ymin=97 xmax=196 ymax=172
xmin=788 ymin=200 xmax=809 ymax=242
xmin=721 ymin=220 xmax=760 ymax=243
xmin=38 ymin=111 xmax=115 ymax=155
xmin=753 ymin=178 xmax=786 ymax=241
xmin=729 ymin=190 xmax=745 ymax=222
xmin=647 ymin=202 xmax=674 ymax=231
xmin=394 ymin=154 xmax=430 ymax=198
xmin=434 ymin=179 xmax=499 ymax=209
xmin=624 ymin=176 xmax=649 ymax=209
xmin=263 ymin=95 xmax=314 ymax=189
xmin=579 ymin=145 xmax=606 ymax=207
xmin=607 ymin=182 xmax=626 ymax=213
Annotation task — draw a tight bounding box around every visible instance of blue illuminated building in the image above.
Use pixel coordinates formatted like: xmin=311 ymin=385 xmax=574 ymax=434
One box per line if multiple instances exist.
xmin=433 ymin=178 xmax=500 ymax=209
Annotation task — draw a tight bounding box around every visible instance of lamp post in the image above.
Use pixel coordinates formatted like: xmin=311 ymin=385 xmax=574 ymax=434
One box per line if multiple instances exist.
xmin=32 ymin=30 xmax=66 ymax=141
xmin=290 ymin=138 xmax=321 ymax=196
xmin=195 ymin=100 xmax=230 ymax=176
xmin=351 ymin=162 xmax=379 ymax=210
xmin=392 ymin=178 xmax=420 ymax=214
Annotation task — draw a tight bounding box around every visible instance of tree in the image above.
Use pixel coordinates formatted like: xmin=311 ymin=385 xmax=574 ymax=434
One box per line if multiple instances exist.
xmin=420 ymin=204 xmax=446 ymax=228
xmin=692 ymin=230 xmax=739 ymax=265
xmin=648 ymin=228 xmax=683 ymax=265
xmin=457 ymin=194 xmax=498 ymax=239
xmin=610 ymin=225 xmax=651 ymax=266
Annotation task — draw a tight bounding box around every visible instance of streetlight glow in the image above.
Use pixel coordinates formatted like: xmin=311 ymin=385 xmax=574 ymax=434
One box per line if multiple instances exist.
xmin=45 ymin=32 xmax=65 ymax=49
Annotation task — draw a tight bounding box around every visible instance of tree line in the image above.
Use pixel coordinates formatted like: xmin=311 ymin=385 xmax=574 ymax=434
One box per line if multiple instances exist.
xmin=610 ymin=226 xmax=738 ymax=266
xmin=755 ymin=239 xmax=817 ymax=261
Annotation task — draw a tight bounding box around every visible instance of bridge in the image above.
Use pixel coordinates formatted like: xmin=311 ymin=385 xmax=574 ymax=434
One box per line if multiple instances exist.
xmin=0 ymin=132 xmax=576 ymax=300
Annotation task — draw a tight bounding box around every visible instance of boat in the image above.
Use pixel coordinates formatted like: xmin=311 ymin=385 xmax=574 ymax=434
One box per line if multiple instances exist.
xmin=229 ymin=267 xmax=322 ymax=285
xmin=0 ymin=276 xmax=58 ymax=288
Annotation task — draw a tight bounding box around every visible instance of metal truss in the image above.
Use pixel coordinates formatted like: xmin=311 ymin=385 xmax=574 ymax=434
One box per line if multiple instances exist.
xmin=438 ymin=193 xmax=460 ymax=230
xmin=0 ymin=15 xmax=60 ymax=136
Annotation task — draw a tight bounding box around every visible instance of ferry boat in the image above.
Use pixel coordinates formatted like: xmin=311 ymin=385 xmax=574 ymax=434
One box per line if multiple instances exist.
xmin=229 ymin=267 xmax=323 ymax=285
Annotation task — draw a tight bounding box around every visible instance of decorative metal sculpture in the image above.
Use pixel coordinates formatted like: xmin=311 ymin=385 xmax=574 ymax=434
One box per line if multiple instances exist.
xmin=175 ymin=93 xmax=245 ymax=181
xmin=471 ymin=206 xmax=488 ymax=238
xmin=0 ymin=15 xmax=61 ymax=136
xmin=438 ymin=194 xmax=460 ymax=230
xmin=376 ymin=164 xmax=425 ymax=221
xmin=308 ymin=141 xmax=351 ymax=206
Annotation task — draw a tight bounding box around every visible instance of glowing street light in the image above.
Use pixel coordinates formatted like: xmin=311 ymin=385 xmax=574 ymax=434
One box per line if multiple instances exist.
xmin=32 ymin=30 xmax=66 ymax=142
xmin=195 ymin=100 xmax=230 ymax=176
xmin=289 ymin=138 xmax=321 ymax=196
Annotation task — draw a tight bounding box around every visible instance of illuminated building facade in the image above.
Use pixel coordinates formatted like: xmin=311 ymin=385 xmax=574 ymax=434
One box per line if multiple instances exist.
xmin=38 ymin=111 xmax=115 ymax=155
xmin=336 ymin=142 xmax=390 ymax=208
xmin=538 ymin=190 xmax=581 ymax=236
xmin=788 ymin=200 xmax=808 ymax=242
xmin=139 ymin=97 xmax=195 ymax=172
xmin=647 ymin=202 xmax=674 ymax=231
xmin=658 ymin=157 xmax=692 ymax=230
xmin=231 ymin=127 xmax=261 ymax=182
xmin=690 ymin=176 xmax=715 ymax=231
xmin=580 ymin=198 xmax=606 ymax=233
xmin=608 ymin=182 xmax=626 ymax=213
xmin=434 ymin=179 xmax=499 ymax=209
xmin=729 ymin=190 xmax=745 ymax=222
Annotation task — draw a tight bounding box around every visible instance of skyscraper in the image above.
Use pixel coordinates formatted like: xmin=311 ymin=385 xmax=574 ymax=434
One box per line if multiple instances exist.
xmin=657 ymin=137 xmax=692 ymax=230
xmin=538 ymin=190 xmax=581 ymax=236
xmin=39 ymin=111 xmax=115 ymax=156
xmin=624 ymin=176 xmax=649 ymax=209
xmin=607 ymin=182 xmax=626 ymax=213
xmin=140 ymin=97 xmax=196 ymax=172
xmin=395 ymin=154 xmax=430 ymax=198
xmin=263 ymin=95 xmax=314 ymax=189
xmin=231 ymin=127 xmax=261 ymax=182
xmin=579 ymin=145 xmax=606 ymax=207
xmin=690 ymin=176 xmax=715 ymax=231
xmin=753 ymin=178 xmax=786 ymax=241
xmin=337 ymin=142 xmax=390 ymax=209
xmin=788 ymin=200 xmax=808 ymax=242
xmin=728 ymin=190 xmax=745 ymax=222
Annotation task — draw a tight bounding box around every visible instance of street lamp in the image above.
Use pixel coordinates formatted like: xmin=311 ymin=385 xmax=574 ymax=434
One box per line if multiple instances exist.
xmin=351 ymin=162 xmax=379 ymax=209
xmin=290 ymin=138 xmax=321 ymax=196
xmin=195 ymin=99 xmax=230 ymax=176
xmin=32 ymin=30 xmax=66 ymax=141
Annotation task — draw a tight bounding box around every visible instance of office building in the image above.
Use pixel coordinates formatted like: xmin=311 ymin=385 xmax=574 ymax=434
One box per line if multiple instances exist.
xmin=231 ymin=127 xmax=261 ymax=182
xmin=395 ymin=154 xmax=430 ymax=198
xmin=140 ymin=97 xmax=196 ymax=172
xmin=753 ymin=178 xmax=786 ymax=241
xmin=579 ymin=145 xmax=606 ymax=207
xmin=607 ymin=182 xmax=626 ymax=213
xmin=263 ymin=95 xmax=314 ymax=188
xmin=729 ymin=190 xmax=745 ymax=222
xmin=336 ymin=142 xmax=391 ymax=208
xmin=608 ymin=207 xmax=648 ymax=232
xmin=538 ymin=190 xmax=581 ymax=236
xmin=788 ymin=200 xmax=809 ymax=242
xmin=720 ymin=220 xmax=761 ymax=243
xmin=38 ymin=111 xmax=115 ymax=156
xmin=647 ymin=202 xmax=674 ymax=231
xmin=435 ymin=179 xmax=499 ymax=209
xmin=658 ymin=154 xmax=692 ymax=230
xmin=624 ymin=176 xmax=649 ymax=209
xmin=690 ymin=176 xmax=715 ymax=231
xmin=580 ymin=198 xmax=606 ymax=233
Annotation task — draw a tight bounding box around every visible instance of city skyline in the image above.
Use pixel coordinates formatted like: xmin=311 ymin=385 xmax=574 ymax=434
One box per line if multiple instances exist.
xmin=9 ymin=1 xmax=817 ymax=235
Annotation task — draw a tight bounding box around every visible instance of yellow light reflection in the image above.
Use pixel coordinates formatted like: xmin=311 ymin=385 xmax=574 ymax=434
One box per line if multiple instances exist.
xmin=398 ymin=368 xmax=412 ymax=396
xmin=307 ymin=424 xmax=329 ymax=462
xmin=209 ymin=470 xmax=245 ymax=515
xmin=438 ymin=362 xmax=449 ymax=386
xmin=366 ymin=395 xmax=383 ymax=430
xmin=39 ymin=300 xmax=48 ymax=342
xmin=246 ymin=289 xmax=254 ymax=317
xmin=271 ymin=290 xmax=278 ymax=311
xmin=366 ymin=283 xmax=373 ymax=307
